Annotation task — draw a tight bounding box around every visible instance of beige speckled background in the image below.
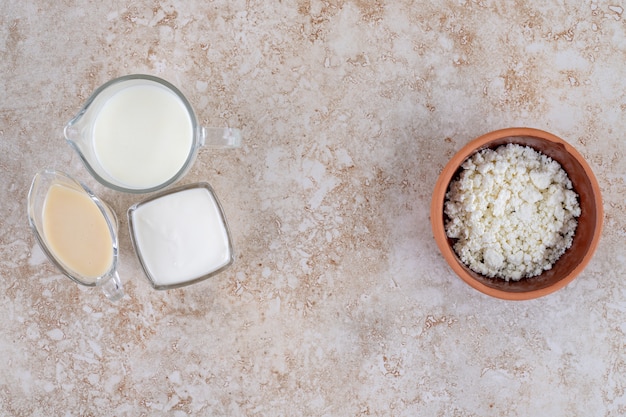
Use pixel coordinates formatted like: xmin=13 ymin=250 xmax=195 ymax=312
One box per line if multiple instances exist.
xmin=2 ymin=1 xmax=626 ymax=416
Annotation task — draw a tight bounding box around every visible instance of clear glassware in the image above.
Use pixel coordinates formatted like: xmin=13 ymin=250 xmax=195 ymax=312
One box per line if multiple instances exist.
xmin=127 ymin=182 xmax=234 ymax=290
xmin=64 ymin=74 xmax=242 ymax=194
xmin=27 ymin=169 xmax=124 ymax=301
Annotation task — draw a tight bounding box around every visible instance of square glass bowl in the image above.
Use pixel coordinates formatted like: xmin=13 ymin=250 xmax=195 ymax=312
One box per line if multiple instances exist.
xmin=127 ymin=183 xmax=234 ymax=290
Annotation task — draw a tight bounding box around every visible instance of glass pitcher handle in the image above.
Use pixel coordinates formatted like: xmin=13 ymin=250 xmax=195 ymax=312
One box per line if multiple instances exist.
xmin=99 ymin=271 xmax=124 ymax=302
xmin=200 ymin=127 xmax=242 ymax=148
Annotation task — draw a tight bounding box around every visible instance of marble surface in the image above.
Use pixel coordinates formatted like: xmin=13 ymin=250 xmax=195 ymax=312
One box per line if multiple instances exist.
xmin=1 ymin=0 xmax=625 ymax=415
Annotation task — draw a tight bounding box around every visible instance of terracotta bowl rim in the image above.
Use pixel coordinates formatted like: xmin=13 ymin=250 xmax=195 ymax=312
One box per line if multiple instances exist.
xmin=430 ymin=127 xmax=604 ymax=300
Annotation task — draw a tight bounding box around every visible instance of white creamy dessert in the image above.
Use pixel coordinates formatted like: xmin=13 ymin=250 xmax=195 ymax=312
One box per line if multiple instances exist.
xmin=129 ymin=185 xmax=233 ymax=288
xmin=444 ymin=143 xmax=581 ymax=281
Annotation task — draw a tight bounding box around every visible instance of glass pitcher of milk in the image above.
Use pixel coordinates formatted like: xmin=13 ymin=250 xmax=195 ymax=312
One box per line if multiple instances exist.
xmin=64 ymin=74 xmax=242 ymax=194
xmin=27 ymin=169 xmax=124 ymax=302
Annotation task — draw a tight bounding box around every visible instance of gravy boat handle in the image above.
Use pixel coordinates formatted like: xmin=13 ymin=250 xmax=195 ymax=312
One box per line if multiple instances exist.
xmin=98 ymin=270 xmax=124 ymax=302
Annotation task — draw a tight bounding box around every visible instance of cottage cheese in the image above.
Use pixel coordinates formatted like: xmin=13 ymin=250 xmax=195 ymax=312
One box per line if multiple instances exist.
xmin=444 ymin=144 xmax=581 ymax=281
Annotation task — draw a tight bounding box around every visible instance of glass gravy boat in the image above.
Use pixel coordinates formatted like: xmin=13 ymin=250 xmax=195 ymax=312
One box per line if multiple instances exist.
xmin=27 ymin=169 xmax=124 ymax=302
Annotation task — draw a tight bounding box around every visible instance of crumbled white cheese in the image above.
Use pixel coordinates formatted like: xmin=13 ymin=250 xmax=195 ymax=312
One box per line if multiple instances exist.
xmin=444 ymin=143 xmax=581 ymax=281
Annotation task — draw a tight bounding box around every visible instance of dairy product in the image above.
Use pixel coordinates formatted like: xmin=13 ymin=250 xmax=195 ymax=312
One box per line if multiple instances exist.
xmin=93 ymin=83 xmax=194 ymax=189
xmin=444 ymin=144 xmax=580 ymax=281
xmin=42 ymin=183 xmax=113 ymax=281
xmin=130 ymin=186 xmax=232 ymax=288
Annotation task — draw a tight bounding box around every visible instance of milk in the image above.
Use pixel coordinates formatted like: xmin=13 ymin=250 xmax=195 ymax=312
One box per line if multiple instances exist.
xmin=42 ymin=184 xmax=113 ymax=280
xmin=129 ymin=186 xmax=232 ymax=288
xmin=93 ymin=84 xmax=193 ymax=190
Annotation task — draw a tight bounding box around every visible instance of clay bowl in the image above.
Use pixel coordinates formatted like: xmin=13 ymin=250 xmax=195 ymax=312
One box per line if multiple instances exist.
xmin=430 ymin=127 xmax=603 ymax=300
